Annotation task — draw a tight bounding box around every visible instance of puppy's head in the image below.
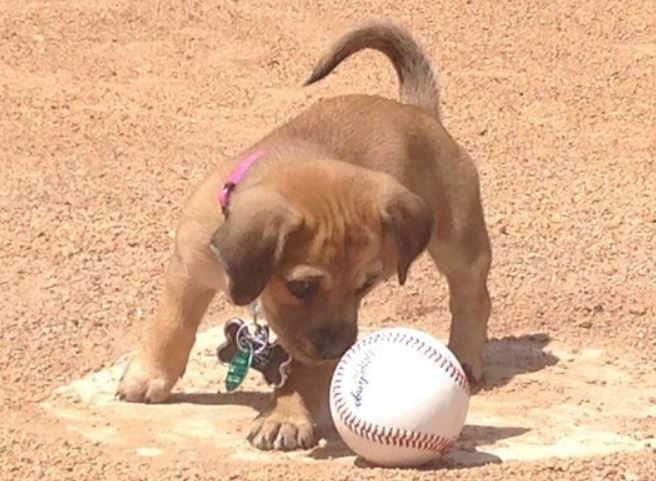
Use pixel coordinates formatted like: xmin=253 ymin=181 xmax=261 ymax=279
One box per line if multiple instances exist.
xmin=210 ymin=161 xmax=432 ymax=364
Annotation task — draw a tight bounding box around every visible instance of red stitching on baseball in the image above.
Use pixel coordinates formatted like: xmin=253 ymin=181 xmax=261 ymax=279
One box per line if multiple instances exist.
xmin=332 ymin=330 xmax=466 ymax=454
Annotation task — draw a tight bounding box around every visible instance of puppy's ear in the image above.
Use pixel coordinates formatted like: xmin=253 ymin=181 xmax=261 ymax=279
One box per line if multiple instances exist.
xmin=380 ymin=182 xmax=433 ymax=285
xmin=209 ymin=189 xmax=302 ymax=305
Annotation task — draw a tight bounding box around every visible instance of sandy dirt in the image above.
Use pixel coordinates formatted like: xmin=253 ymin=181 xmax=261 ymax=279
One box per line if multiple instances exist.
xmin=1 ymin=1 xmax=655 ymax=480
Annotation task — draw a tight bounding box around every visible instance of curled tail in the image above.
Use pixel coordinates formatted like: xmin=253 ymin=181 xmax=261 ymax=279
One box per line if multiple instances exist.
xmin=304 ymin=20 xmax=442 ymax=121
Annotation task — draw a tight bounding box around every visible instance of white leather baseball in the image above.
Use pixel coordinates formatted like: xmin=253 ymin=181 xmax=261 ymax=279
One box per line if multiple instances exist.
xmin=329 ymin=327 xmax=470 ymax=467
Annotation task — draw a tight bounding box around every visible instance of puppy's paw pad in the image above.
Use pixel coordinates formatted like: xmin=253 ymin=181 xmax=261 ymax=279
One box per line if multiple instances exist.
xmin=248 ymin=414 xmax=316 ymax=451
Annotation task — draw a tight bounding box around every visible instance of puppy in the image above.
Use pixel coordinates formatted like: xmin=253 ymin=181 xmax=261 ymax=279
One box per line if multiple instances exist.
xmin=117 ymin=20 xmax=491 ymax=452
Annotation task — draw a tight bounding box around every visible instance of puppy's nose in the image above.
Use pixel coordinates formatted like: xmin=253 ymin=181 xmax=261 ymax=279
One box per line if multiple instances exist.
xmin=312 ymin=324 xmax=357 ymax=360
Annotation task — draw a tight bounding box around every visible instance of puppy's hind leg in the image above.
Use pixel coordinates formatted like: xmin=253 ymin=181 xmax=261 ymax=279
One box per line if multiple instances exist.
xmin=427 ymin=202 xmax=491 ymax=387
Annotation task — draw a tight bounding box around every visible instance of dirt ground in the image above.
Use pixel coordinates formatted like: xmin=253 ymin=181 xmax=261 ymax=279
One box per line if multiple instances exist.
xmin=1 ymin=0 xmax=655 ymax=480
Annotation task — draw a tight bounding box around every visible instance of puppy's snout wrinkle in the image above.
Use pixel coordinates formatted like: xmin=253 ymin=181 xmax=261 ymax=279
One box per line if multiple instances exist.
xmin=311 ymin=324 xmax=357 ymax=360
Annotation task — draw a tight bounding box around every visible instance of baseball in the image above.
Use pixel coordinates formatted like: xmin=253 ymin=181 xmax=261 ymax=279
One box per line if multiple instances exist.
xmin=329 ymin=327 xmax=470 ymax=467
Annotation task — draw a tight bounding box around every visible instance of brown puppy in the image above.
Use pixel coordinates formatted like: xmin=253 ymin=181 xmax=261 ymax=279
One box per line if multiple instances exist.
xmin=117 ymin=21 xmax=491 ymax=451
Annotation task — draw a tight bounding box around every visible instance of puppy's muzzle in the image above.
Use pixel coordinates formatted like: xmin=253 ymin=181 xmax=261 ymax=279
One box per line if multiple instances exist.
xmin=311 ymin=324 xmax=358 ymax=360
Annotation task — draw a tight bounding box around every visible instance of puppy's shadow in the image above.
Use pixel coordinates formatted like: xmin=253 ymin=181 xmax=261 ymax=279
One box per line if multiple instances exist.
xmin=166 ymin=333 xmax=556 ymax=469
xmin=311 ymin=424 xmax=528 ymax=469
xmin=481 ymin=332 xmax=558 ymax=390
xmin=167 ymin=391 xmax=271 ymax=411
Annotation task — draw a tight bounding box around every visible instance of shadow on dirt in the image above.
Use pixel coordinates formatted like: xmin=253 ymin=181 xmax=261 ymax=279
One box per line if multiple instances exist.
xmin=482 ymin=332 xmax=559 ymax=390
xmin=167 ymin=333 xmax=558 ymax=407
xmin=167 ymin=391 xmax=271 ymax=411
xmin=310 ymin=424 xmax=528 ymax=468
xmin=168 ymin=332 xmax=557 ymax=469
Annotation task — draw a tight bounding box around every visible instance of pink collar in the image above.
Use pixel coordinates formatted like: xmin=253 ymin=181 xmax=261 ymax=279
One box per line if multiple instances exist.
xmin=218 ymin=149 xmax=267 ymax=214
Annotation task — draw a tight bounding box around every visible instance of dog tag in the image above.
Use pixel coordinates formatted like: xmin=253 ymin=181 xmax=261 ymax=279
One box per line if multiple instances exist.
xmin=217 ymin=318 xmax=292 ymax=391
xmin=225 ymin=344 xmax=253 ymax=392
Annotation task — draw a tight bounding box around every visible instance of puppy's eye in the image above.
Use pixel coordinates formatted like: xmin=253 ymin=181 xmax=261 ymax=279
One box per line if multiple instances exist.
xmin=356 ymin=276 xmax=377 ymax=296
xmin=286 ymin=280 xmax=318 ymax=300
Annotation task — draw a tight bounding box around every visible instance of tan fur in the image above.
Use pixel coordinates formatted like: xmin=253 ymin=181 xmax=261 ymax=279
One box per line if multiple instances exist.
xmin=117 ymin=21 xmax=491 ymax=452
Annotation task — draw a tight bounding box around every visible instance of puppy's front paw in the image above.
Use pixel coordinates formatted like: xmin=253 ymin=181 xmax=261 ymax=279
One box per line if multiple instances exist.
xmin=461 ymin=362 xmax=484 ymax=393
xmin=116 ymin=354 xmax=178 ymax=404
xmin=448 ymin=344 xmax=485 ymax=389
xmin=247 ymin=409 xmax=316 ymax=451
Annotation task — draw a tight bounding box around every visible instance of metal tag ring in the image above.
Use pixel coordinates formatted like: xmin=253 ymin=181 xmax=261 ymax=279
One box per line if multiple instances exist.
xmin=236 ymin=323 xmax=268 ymax=355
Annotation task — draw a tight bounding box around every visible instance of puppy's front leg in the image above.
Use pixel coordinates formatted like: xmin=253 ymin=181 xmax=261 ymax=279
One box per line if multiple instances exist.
xmin=117 ymin=252 xmax=216 ymax=403
xmin=445 ymin=266 xmax=491 ymax=385
xmin=428 ymin=219 xmax=491 ymax=387
xmin=248 ymin=360 xmax=335 ymax=451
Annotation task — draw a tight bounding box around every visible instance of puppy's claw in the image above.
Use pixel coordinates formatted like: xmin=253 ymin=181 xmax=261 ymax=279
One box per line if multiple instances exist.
xmin=462 ymin=363 xmax=474 ymax=383
xmin=462 ymin=363 xmax=484 ymax=394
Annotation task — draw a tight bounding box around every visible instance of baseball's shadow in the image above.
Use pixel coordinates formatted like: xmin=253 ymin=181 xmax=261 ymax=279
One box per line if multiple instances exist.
xmin=311 ymin=425 xmax=526 ymax=468
xmin=311 ymin=333 xmax=557 ymax=469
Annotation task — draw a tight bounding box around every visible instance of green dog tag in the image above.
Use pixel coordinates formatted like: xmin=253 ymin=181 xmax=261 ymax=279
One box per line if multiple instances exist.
xmin=225 ymin=345 xmax=253 ymax=392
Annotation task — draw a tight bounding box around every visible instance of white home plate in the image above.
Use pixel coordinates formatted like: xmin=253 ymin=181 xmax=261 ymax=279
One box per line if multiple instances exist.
xmin=41 ymin=326 xmax=656 ymax=467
